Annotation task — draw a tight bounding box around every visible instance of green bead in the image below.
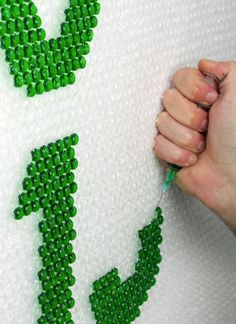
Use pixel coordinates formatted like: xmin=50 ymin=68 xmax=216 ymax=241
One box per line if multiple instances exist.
xmin=0 ymin=22 xmax=7 ymax=36
xmin=37 ymin=28 xmax=46 ymax=41
xmin=15 ymin=18 xmax=24 ymax=32
xmin=1 ymin=36 xmax=11 ymax=49
xmin=68 ymin=275 xmax=76 ymax=287
xmin=53 ymin=77 xmax=61 ymax=89
xmin=44 ymin=79 xmax=53 ymax=92
xmin=68 ymin=252 xmax=76 ymax=264
xmin=69 ymin=207 xmax=77 ymax=217
xmin=6 ymin=18 xmax=15 ymax=34
xmin=29 ymin=2 xmax=37 ymax=15
xmin=19 ymin=59 xmax=28 ymax=72
xmin=31 ymin=201 xmax=40 ymax=213
xmin=14 ymin=207 xmax=24 ymax=220
xmin=67 ymin=297 xmax=75 ymax=309
xmin=27 ymin=85 xmax=36 ymax=97
xmin=15 ymin=46 xmax=24 ymax=60
xmin=23 ymin=203 xmax=32 ymax=216
xmin=1 ymin=8 xmax=11 ymax=20
xmin=24 ymin=17 xmax=34 ymax=30
xmin=19 ymin=31 xmax=29 ymax=45
xmin=71 ymin=134 xmax=79 ymax=145
xmin=33 ymin=15 xmax=42 ymax=28
xmin=6 ymin=49 xmax=15 ymax=62
xmin=27 ymin=163 xmax=37 ymax=176
xmin=20 ymin=4 xmax=29 ymax=17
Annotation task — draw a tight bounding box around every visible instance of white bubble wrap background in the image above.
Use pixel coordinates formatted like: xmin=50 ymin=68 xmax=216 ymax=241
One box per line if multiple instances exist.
xmin=0 ymin=0 xmax=235 ymax=323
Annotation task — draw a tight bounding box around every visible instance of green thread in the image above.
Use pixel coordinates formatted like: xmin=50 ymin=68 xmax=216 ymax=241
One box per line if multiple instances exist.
xmin=0 ymin=0 xmax=100 ymax=97
xmin=90 ymin=207 xmax=164 ymax=324
xmin=14 ymin=134 xmax=79 ymax=324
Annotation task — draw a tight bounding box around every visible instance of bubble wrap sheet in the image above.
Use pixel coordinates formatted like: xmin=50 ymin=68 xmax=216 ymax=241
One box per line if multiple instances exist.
xmin=0 ymin=1 xmax=236 ymax=323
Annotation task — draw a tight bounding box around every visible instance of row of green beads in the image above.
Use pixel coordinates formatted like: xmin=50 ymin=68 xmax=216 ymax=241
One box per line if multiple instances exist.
xmin=0 ymin=0 xmax=100 ymax=95
xmin=14 ymin=134 xmax=79 ymax=220
xmin=90 ymin=207 xmax=164 ymax=323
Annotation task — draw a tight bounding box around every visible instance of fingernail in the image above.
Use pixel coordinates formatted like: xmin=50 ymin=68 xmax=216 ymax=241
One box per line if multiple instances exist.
xmin=206 ymin=90 xmax=218 ymax=103
xmin=197 ymin=140 xmax=205 ymax=151
xmin=200 ymin=119 xmax=208 ymax=131
xmin=186 ymin=155 xmax=197 ymax=166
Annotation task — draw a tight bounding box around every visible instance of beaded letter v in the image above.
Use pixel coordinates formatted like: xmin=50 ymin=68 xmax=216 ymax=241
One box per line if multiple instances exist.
xmin=0 ymin=0 xmax=100 ymax=97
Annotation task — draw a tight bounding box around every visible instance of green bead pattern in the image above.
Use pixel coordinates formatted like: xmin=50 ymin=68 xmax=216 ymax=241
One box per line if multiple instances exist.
xmin=0 ymin=0 xmax=101 ymax=96
xmin=89 ymin=207 xmax=164 ymax=324
xmin=14 ymin=134 xmax=79 ymax=324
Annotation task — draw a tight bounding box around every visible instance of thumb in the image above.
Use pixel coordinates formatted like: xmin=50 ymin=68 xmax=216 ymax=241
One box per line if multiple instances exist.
xmin=198 ymin=59 xmax=236 ymax=95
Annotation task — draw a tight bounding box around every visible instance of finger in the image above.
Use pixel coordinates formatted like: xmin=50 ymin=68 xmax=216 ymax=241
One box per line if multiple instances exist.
xmin=154 ymin=134 xmax=198 ymax=167
xmin=173 ymin=68 xmax=218 ymax=106
xmin=156 ymin=112 xmax=205 ymax=153
xmin=162 ymin=89 xmax=208 ymax=132
xmin=198 ymin=59 xmax=231 ymax=82
xmin=198 ymin=59 xmax=236 ymax=95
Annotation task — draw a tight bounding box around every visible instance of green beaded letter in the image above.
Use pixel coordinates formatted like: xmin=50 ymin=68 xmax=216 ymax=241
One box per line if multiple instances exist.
xmin=0 ymin=1 xmax=101 ymax=96
xmin=14 ymin=134 xmax=79 ymax=324
xmin=90 ymin=207 xmax=164 ymax=323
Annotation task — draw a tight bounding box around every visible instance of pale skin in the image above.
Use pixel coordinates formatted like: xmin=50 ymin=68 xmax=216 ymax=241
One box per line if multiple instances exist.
xmin=154 ymin=59 xmax=236 ymax=232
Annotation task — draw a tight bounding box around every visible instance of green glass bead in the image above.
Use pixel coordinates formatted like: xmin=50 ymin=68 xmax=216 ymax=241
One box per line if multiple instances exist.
xmin=1 ymin=35 xmax=11 ymax=49
xmin=37 ymin=28 xmax=46 ymax=41
xmin=71 ymin=134 xmax=79 ymax=145
xmin=70 ymin=159 xmax=78 ymax=170
xmin=53 ymin=77 xmax=61 ymax=89
xmin=15 ymin=46 xmax=24 ymax=60
xmin=65 ymin=8 xmax=74 ymax=21
xmin=10 ymin=61 xmax=19 ymax=75
xmin=69 ymin=229 xmax=77 ymax=241
xmin=42 ymin=303 xmax=51 ymax=314
xmin=32 ymin=148 xmax=41 ymax=161
xmin=90 ymin=16 xmax=98 ymax=28
xmin=38 ymin=269 xmax=48 ymax=281
xmin=65 ymin=35 xmax=73 ymax=47
xmin=33 ymin=15 xmax=42 ymax=28
xmin=29 ymin=3 xmax=37 ymax=15
xmin=29 ymin=30 xmax=37 ymax=43
xmin=19 ymin=31 xmax=29 ymax=45
xmin=35 ymin=82 xmax=44 ymax=95
xmin=24 ymin=17 xmax=34 ymax=30
xmin=15 ymin=18 xmax=24 ymax=32
xmin=67 ymin=297 xmax=75 ymax=309
xmin=19 ymin=59 xmax=28 ymax=72
xmin=27 ymin=85 xmax=36 ymax=97
xmin=27 ymin=163 xmax=37 ymax=176
xmin=6 ymin=49 xmax=15 ymax=62
xmin=6 ymin=20 xmax=15 ymax=34
xmin=38 ymin=293 xmax=47 ymax=305
xmin=69 ymin=207 xmax=77 ymax=217
xmin=20 ymin=4 xmax=29 ymax=17
xmin=14 ymin=207 xmax=24 ymax=220
xmin=39 ymin=221 xmax=48 ymax=234
xmin=61 ymin=22 xmax=70 ymax=35
xmin=68 ymin=275 xmax=76 ymax=287
xmin=23 ymin=203 xmax=32 ymax=216
xmin=44 ymin=79 xmax=53 ymax=92
xmin=67 ymin=72 xmax=75 ymax=85
xmin=68 ymin=252 xmax=76 ymax=264
xmin=1 ymin=8 xmax=11 ymax=21
xmin=11 ymin=35 xmax=20 ymax=49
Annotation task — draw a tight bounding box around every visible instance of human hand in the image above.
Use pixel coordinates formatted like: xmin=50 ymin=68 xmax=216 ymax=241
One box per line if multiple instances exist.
xmin=154 ymin=59 xmax=236 ymax=232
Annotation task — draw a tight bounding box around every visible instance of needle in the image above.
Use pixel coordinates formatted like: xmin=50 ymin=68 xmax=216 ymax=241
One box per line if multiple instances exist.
xmin=157 ymin=164 xmax=182 ymax=207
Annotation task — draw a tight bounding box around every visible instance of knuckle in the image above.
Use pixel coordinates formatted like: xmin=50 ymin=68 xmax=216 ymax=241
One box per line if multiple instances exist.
xmin=156 ymin=111 xmax=168 ymax=127
xmin=173 ymin=69 xmax=183 ymax=83
xmin=189 ymin=85 xmax=199 ymax=101
xmin=162 ymin=89 xmax=176 ymax=106
xmin=181 ymin=131 xmax=193 ymax=147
